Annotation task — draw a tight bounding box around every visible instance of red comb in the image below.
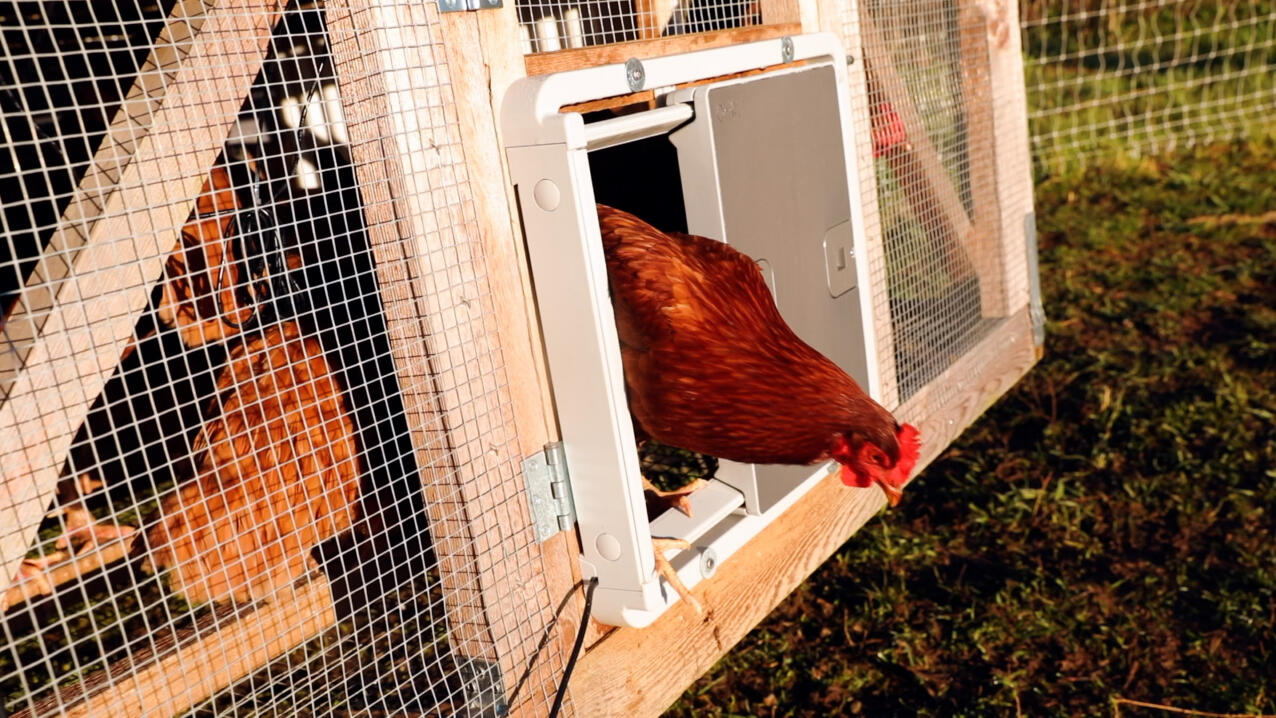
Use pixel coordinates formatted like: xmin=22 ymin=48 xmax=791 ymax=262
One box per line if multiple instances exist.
xmin=871 ymin=102 xmax=909 ymax=158
xmin=891 ymin=423 xmax=921 ymax=482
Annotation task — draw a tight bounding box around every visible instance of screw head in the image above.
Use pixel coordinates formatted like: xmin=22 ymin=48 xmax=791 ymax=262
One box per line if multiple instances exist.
xmin=625 ymin=57 xmax=646 ymax=92
xmin=781 ymin=36 xmax=795 ymax=63
xmin=699 ymin=547 xmax=719 ymax=578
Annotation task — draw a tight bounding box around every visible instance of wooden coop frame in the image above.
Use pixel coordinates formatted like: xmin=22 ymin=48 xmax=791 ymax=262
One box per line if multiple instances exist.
xmin=0 ymin=0 xmax=1039 ymax=714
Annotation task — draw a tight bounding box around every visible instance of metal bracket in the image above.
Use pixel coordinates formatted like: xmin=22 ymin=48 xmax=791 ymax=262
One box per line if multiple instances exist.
xmin=438 ymin=0 xmax=501 ymax=13
xmin=457 ymin=658 xmax=506 ymax=717
xmin=522 ymin=441 xmax=577 ymax=543
xmin=1024 ymin=211 xmax=1045 ymax=347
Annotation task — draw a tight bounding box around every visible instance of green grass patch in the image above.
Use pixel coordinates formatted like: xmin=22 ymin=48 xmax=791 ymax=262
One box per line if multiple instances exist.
xmin=1023 ymin=0 xmax=1276 ymax=171
xmin=669 ymin=140 xmax=1276 ymax=716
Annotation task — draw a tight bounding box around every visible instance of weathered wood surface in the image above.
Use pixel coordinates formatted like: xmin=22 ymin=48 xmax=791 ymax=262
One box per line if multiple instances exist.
xmin=0 ymin=0 xmax=283 ymax=594
xmin=982 ymin=0 xmax=1037 ymax=317
xmin=31 ymin=576 xmax=336 ymax=718
xmin=327 ymin=1 xmax=565 ymax=713
xmin=569 ymin=308 xmax=1038 ymax=717
xmin=959 ymin=0 xmax=1009 ymax=317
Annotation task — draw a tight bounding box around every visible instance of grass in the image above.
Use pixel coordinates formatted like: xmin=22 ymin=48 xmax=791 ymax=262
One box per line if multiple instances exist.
xmin=667 ymin=141 xmax=1276 ymax=716
xmin=1023 ymin=0 xmax=1276 ymax=170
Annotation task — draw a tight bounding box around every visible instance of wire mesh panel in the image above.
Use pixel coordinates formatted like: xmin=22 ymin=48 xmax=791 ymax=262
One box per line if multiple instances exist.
xmin=1022 ymin=0 xmax=1276 ymax=169
xmin=515 ymin=0 xmax=762 ymax=53
xmin=1 ymin=0 xmax=559 ymax=715
xmin=843 ymin=0 xmax=1010 ymax=404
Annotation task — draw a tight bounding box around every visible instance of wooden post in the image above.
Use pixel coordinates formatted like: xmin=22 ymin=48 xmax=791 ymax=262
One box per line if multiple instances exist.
xmin=326 ymin=2 xmax=564 ymax=713
xmin=981 ymin=0 xmax=1037 ymax=316
xmin=959 ymin=0 xmax=1010 ymax=317
xmin=0 ymin=0 xmax=283 ymax=593
xmin=16 ymin=575 xmax=336 ymax=718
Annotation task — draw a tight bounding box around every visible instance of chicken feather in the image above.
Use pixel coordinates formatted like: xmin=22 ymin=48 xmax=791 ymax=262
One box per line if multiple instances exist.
xmin=143 ymin=320 xmax=362 ymax=604
xmin=598 ymin=203 xmax=918 ymax=479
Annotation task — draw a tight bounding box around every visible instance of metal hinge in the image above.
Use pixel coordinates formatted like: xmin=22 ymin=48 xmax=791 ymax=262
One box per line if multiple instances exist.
xmin=458 ymin=657 xmax=506 ymax=717
xmin=522 ymin=441 xmax=576 ymax=543
xmin=438 ymin=0 xmax=500 ymax=12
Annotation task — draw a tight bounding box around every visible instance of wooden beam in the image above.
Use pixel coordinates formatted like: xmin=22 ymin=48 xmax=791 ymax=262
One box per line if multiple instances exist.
xmin=470 ymin=6 xmax=599 ymax=711
xmin=525 ymin=24 xmax=800 ymax=75
xmin=327 ymin=2 xmax=565 ymax=713
xmin=959 ymin=0 xmax=1010 ymax=317
xmin=570 ymin=308 xmax=1038 ymax=717
xmin=15 ymin=575 xmax=336 ymax=718
xmin=859 ymin=13 xmax=979 ymax=285
xmin=981 ymin=0 xmax=1037 ymax=317
xmin=0 ymin=0 xmax=284 ymax=594
xmin=759 ymin=0 xmax=801 ymax=26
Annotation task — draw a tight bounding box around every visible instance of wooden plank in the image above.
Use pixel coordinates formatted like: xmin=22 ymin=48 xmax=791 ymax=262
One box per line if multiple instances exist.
xmin=859 ymin=13 xmax=979 ymax=285
xmin=15 ymin=575 xmax=337 ymax=718
xmin=959 ymin=0 xmax=1009 ymax=317
xmin=0 ymin=0 xmax=284 ymax=594
xmin=327 ymin=2 xmax=565 ymax=713
xmin=470 ymin=6 xmax=600 ymax=713
xmin=559 ymin=60 xmax=805 ymax=115
xmin=759 ymin=0 xmax=801 ymax=26
xmin=439 ymin=8 xmax=581 ymax=716
xmin=525 ymin=24 xmax=800 ymax=75
xmin=981 ymin=0 xmax=1037 ymax=316
xmin=569 ymin=307 xmax=1037 ymax=717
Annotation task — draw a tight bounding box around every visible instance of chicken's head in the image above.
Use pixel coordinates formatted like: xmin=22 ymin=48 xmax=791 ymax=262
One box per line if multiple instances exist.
xmin=829 ymin=423 xmax=921 ymax=506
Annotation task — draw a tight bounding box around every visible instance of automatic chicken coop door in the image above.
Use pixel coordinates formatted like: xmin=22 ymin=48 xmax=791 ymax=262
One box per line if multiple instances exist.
xmin=504 ymin=34 xmax=878 ymax=627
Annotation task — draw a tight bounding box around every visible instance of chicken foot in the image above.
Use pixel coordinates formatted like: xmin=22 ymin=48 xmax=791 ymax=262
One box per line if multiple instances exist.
xmin=652 ymin=537 xmax=703 ymax=614
xmin=56 ymin=506 xmax=137 ymax=556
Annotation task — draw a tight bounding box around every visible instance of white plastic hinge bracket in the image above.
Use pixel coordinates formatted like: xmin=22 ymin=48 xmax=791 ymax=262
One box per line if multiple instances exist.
xmin=522 ymin=441 xmax=577 ymax=542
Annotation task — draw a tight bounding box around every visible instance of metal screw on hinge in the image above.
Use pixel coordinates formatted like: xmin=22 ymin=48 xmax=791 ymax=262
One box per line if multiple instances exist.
xmin=699 ymin=547 xmax=719 ymax=579
xmin=781 ymin=36 xmax=795 ymax=63
xmin=847 ymin=55 xmax=856 ymax=65
xmin=625 ymin=58 xmax=646 ymax=92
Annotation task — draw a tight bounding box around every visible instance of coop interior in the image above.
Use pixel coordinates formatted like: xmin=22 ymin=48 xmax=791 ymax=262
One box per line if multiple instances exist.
xmin=1 ymin=0 xmax=1039 ymax=712
xmin=0 ymin=2 xmax=511 ymax=714
xmin=516 ymin=0 xmax=762 ymax=53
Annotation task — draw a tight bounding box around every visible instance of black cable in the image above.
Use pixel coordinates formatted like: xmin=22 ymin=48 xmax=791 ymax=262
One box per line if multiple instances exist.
xmin=549 ymin=576 xmax=598 ymax=718
xmin=505 ymin=576 xmax=600 ymax=716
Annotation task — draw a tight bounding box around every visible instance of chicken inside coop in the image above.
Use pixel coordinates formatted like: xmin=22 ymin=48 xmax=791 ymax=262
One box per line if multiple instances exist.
xmin=5 ymin=157 xmax=365 ymax=606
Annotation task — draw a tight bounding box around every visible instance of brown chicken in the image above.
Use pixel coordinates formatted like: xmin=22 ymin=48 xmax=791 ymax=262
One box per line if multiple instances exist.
xmin=598 ymin=204 xmax=921 ymax=609
xmin=142 ymin=319 xmax=362 ymax=604
xmin=157 ymin=162 xmax=300 ymax=349
xmin=16 ymin=164 xmax=278 ymax=590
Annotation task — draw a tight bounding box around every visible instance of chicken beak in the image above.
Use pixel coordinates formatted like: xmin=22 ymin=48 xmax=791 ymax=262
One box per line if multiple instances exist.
xmin=878 ymin=481 xmax=903 ymax=507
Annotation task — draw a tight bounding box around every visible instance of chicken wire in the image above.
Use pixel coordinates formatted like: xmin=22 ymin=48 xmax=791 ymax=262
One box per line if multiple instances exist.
xmin=0 ymin=1 xmax=558 ymax=715
xmin=1022 ymin=0 xmax=1276 ymax=169
xmin=848 ymin=0 xmax=1002 ymax=403
xmin=515 ymin=0 xmax=760 ymax=53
